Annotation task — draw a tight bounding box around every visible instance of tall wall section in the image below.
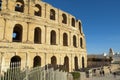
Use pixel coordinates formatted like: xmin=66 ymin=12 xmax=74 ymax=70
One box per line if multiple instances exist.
xmin=0 ymin=0 xmax=87 ymax=72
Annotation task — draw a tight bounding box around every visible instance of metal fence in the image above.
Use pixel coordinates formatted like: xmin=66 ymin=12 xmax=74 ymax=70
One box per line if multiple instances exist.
xmin=0 ymin=63 xmax=69 ymax=80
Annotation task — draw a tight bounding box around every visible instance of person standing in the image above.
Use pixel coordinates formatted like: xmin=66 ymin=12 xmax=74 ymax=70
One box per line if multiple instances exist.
xmin=113 ymin=72 xmax=116 ymax=78
xmin=102 ymin=70 xmax=105 ymax=76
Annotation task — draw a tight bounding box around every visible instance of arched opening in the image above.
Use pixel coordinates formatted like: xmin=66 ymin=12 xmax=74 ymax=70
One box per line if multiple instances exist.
xmin=12 ymin=24 xmax=23 ymax=42
xmin=10 ymin=56 xmax=21 ymax=68
xmin=74 ymin=56 xmax=78 ymax=71
xmin=51 ymin=56 xmax=57 ymax=67
xmin=15 ymin=0 xmax=24 ymax=12
xmin=80 ymin=38 xmax=83 ymax=48
xmin=10 ymin=56 xmax=21 ymax=79
xmin=71 ymin=18 xmax=75 ymax=27
xmin=34 ymin=4 xmax=42 ymax=16
xmin=64 ymin=56 xmax=69 ymax=72
xmin=63 ymin=33 xmax=68 ymax=46
xmin=73 ymin=35 xmax=77 ymax=47
xmin=82 ymin=57 xmax=85 ymax=68
xmin=50 ymin=30 xmax=56 ymax=45
xmin=62 ymin=14 xmax=67 ymax=24
xmin=0 ymin=0 xmax=2 ymax=11
xmin=33 ymin=56 xmax=41 ymax=67
xmin=50 ymin=9 xmax=55 ymax=20
xmin=79 ymin=22 xmax=82 ymax=33
xmin=34 ymin=27 xmax=41 ymax=44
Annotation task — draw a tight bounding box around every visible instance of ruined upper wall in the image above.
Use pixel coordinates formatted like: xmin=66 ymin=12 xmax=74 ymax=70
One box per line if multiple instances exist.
xmin=0 ymin=0 xmax=84 ymax=34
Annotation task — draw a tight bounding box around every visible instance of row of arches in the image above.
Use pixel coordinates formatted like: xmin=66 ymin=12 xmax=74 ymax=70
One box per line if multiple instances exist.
xmin=13 ymin=24 xmax=84 ymax=48
xmin=14 ymin=0 xmax=81 ymax=27
xmin=0 ymin=0 xmax=82 ymax=34
xmin=10 ymin=55 xmax=85 ymax=72
xmin=15 ymin=1 xmax=81 ymax=29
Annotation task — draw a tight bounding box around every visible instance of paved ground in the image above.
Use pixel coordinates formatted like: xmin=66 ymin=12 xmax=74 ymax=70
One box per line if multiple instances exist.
xmin=85 ymin=74 xmax=120 ymax=80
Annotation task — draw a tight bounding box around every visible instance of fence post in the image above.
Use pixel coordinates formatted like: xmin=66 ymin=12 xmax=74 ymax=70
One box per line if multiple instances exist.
xmin=23 ymin=66 xmax=29 ymax=80
xmin=0 ymin=52 xmax=4 ymax=80
xmin=53 ymin=69 xmax=54 ymax=80
xmin=44 ymin=67 xmax=46 ymax=80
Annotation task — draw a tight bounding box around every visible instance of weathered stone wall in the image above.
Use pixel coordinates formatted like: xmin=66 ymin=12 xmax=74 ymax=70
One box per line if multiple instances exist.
xmin=0 ymin=0 xmax=87 ymax=72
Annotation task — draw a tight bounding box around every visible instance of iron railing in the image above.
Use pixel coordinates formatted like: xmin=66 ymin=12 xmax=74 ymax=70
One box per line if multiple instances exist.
xmin=0 ymin=62 xmax=69 ymax=80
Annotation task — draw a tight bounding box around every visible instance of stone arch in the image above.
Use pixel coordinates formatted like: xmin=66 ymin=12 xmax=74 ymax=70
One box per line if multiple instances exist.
xmin=63 ymin=33 xmax=68 ymax=46
xmin=74 ymin=56 xmax=78 ymax=70
xmin=80 ymin=38 xmax=83 ymax=48
xmin=64 ymin=56 xmax=69 ymax=72
xmin=0 ymin=0 xmax=2 ymax=11
xmin=62 ymin=13 xmax=67 ymax=24
xmin=50 ymin=9 xmax=56 ymax=20
xmin=34 ymin=4 xmax=42 ymax=16
xmin=15 ymin=0 xmax=24 ymax=12
xmin=82 ymin=56 xmax=85 ymax=68
xmin=33 ymin=56 xmax=41 ymax=67
xmin=71 ymin=18 xmax=75 ymax=27
xmin=12 ymin=24 xmax=23 ymax=42
xmin=79 ymin=22 xmax=82 ymax=33
xmin=51 ymin=56 xmax=57 ymax=66
xmin=10 ymin=55 xmax=21 ymax=68
xmin=73 ymin=35 xmax=77 ymax=47
xmin=50 ymin=30 xmax=56 ymax=45
xmin=34 ymin=27 xmax=41 ymax=44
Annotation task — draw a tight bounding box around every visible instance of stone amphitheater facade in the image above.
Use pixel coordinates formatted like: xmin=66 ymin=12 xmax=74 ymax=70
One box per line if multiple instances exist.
xmin=0 ymin=0 xmax=87 ymax=72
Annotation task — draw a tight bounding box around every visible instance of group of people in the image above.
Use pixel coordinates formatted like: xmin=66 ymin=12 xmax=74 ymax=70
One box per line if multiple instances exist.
xmin=99 ymin=70 xmax=105 ymax=76
xmin=109 ymin=68 xmax=117 ymax=78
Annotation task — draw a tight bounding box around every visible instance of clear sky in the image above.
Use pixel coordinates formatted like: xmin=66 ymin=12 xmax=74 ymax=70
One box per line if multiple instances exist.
xmin=43 ymin=0 xmax=120 ymax=54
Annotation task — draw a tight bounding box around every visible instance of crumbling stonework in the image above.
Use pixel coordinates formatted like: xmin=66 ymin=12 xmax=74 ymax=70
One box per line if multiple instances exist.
xmin=0 ymin=0 xmax=87 ymax=72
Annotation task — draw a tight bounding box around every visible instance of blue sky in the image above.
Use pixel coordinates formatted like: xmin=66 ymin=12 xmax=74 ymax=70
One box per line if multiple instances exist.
xmin=43 ymin=0 xmax=120 ymax=54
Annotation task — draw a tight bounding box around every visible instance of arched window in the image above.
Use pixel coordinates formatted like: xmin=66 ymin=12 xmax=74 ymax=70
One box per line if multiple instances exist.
xmin=82 ymin=57 xmax=85 ymax=68
xmin=51 ymin=56 xmax=57 ymax=67
xmin=79 ymin=22 xmax=82 ymax=33
xmin=34 ymin=27 xmax=41 ymax=44
xmin=74 ymin=56 xmax=78 ymax=70
xmin=50 ymin=9 xmax=55 ymax=20
xmin=62 ymin=14 xmax=67 ymax=24
xmin=34 ymin=4 xmax=42 ymax=16
xmin=73 ymin=35 xmax=77 ymax=47
xmin=15 ymin=0 xmax=24 ymax=12
xmin=71 ymin=18 xmax=75 ymax=27
xmin=64 ymin=56 xmax=69 ymax=72
xmin=12 ymin=24 xmax=23 ymax=42
xmin=80 ymin=38 xmax=83 ymax=48
xmin=0 ymin=0 xmax=2 ymax=11
xmin=50 ymin=30 xmax=56 ymax=45
xmin=63 ymin=33 xmax=68 ymax=46
xmin=10 ymin=56 xmax=21 ymax=68
xmin=33 ymin=56 xmax=41 ymax=67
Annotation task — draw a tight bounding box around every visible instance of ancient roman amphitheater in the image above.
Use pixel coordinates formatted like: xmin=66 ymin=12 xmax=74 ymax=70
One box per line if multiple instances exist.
xmin=0 ymin=0 xmax=87 ymax=72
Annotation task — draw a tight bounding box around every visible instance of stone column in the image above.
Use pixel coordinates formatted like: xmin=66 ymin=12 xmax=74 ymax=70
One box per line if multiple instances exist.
xmin=0 ymin=52 xmax=4 ymax=74
xmin=69 ymin=31 xmax=71 ymax=47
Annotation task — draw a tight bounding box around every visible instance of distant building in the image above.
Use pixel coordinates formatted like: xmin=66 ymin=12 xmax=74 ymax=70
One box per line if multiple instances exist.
xmin=87 ymin=48 xmax=120 ymax=68
xmin=104 ymin=48 xmax=120 ymax=64
xmin=87 ymin=54 xmax=110 ymax=68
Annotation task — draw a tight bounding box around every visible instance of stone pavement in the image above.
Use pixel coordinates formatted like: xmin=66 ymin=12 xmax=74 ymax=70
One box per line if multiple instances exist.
xmin=84 ymin=74 xmax=120 ymax=80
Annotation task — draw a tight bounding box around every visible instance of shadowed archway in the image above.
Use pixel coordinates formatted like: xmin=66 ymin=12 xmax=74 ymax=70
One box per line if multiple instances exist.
xmin=15 ymin=0 xmax=24 ymax=12
xmin=33 ymin=56 xmax=41 ymax=67
xmin=82 ymin=57 xmax=85 ymax=68
xmin=34 ymin=27 xmax=41 ymax=44
xmin=74 ymin=56 xmax=78 ymax=70
xmin=10 ymin=56 xmax=21 ymax=68
xmin=64 ymin=56 xmax=69 ymax=72
xmin=12 ymin=24 xmax=23 ymax=42
xmin=51 ymin=56 xmax=57 ymax=67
